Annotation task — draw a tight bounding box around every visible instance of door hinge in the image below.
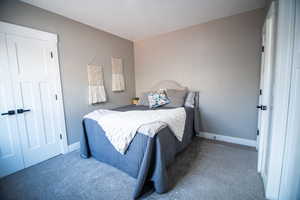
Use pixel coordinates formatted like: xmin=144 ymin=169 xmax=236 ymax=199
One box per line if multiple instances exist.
xmin=261 ymin=46 xmax=264 ymax=52
xmin=259 ymin=89 xmax=262 ymax=95
xmin=50 ymin=51 xmax=53 ymax=59
xmin=257 ymin=130 xmax=260 ymax=136
xmin=55 ymin=94 xmax=58 ymax=100
xmin=60 ymin=134 xmax=62 ymax=140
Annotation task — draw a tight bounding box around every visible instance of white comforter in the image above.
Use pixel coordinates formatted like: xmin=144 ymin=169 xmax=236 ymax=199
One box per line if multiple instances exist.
xmin=84 ymin=108 xmax=186 ymax=154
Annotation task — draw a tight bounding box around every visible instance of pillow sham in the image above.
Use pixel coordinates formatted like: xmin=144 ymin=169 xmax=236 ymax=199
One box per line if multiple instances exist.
xmin=137 ymin=92 xmax=150 ymax=106
xmin=164 ymin=89 xmax=187 ymax=107
xmin=148 ymin=90 xmax=170 ymax=108
xmin=184 ymin=92 xmax=195 ymax=108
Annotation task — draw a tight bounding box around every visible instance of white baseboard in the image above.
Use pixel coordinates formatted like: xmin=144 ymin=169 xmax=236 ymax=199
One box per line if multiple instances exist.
xmin=197 ymin=131 xmax=257 ymax=148
xmin=67 ymin=133 xmax=256 ymax=152
xmin=68 ymin=142 xmax=80 ymax=152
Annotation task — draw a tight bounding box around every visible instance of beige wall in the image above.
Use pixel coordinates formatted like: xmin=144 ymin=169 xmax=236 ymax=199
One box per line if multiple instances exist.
xmin=0 ymin=0 xmax=265 ymax=142
xmin=0 ymin=0 xmax=135 ymax=144
xmin=134 ymin=9 xmax=265 ymax=140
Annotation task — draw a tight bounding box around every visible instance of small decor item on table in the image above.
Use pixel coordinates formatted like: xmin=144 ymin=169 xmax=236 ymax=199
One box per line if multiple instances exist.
xmin=87 ymin=64 xmax=107 ymax=104
xmin=148 ymin=90 xmax=170 ymax=108
xmin=132 ymin=97 xmax=139 ymax=105
xmin=111 ymin=57 xmax=125 ymax=92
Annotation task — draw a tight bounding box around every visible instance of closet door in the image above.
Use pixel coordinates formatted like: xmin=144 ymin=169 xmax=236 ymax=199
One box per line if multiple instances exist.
xmin=6 ymin=34 xmax=61 ymax=168
xmin=0 ymin=33 xmax=24 ymax=177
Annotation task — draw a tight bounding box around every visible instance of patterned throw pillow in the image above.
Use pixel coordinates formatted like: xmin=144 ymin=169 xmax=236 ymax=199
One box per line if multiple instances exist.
xmin=148 ymin=90 xmax=170 ymax=108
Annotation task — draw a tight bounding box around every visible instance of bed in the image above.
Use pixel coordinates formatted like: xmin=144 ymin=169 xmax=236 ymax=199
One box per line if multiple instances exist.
xmin=80 ymin=81 xmax=200 ymax=199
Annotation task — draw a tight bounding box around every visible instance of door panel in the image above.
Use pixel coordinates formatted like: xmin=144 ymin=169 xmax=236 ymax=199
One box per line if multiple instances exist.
xmin=0 ymin=33 xmax=24 ymax=177
xmin=39 ymin=82 xmax=57 ymax=145
xmin=6 ymin=35 xmax=61 ymax=168
xmin=19 ymin=82 xmax=40 ymax=149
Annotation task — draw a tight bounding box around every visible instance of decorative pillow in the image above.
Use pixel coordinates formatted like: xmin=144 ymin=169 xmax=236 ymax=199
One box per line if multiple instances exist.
xmin=148 ymin=90 xmax=170 ymax=108
xmin=164 ymin=89 xmax=187 ymax=107
xmin=137 ymin=92 xmax=151 ymax=106
xmin=184 ymin=92 xmax=195 ymax=108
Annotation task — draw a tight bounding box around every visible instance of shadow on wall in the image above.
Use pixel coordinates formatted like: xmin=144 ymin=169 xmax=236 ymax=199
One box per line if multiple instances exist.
xmin=197 ymin=110 xmax=205 ymax=134
xmin=195 ymin=92 xmax=205 ymax=133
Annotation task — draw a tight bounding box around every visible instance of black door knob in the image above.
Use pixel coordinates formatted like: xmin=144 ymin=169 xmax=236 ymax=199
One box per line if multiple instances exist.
xmin=17 ymin=109 xmax=31 ymax=114
xmin=256 ymin=105 xmax=267 ymax=110
xmin=1 ymin=110 xmax=16 ymax=116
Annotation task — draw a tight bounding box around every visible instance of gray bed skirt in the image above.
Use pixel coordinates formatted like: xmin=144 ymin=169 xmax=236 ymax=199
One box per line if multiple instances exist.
xmin=80 ymin=97 xmax=200 ymax=199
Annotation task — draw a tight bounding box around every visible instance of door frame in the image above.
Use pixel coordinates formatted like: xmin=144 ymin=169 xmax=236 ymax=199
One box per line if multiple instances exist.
xmin=0 ymin=21 xmax=69 ymax=154
xmin=279 ymin=0 xmax=300 ymax=196
xmin=264 ymin=0 xmax=297 ymax=199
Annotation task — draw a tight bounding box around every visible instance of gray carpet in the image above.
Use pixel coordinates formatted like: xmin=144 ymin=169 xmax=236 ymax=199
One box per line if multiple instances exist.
xmin=0 ymin=138 xmax=265 ymax=200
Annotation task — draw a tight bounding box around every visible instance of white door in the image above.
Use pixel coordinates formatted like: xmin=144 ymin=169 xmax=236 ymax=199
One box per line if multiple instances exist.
xmin=5 ymin=34 xmax=62 ymax=168
xmin=0 ymin=33 xmax=24 ymax=177
xmin=256 ymin=26 xmax=266 ymax=150
xmin=257 ymin=2 xmax=276 ymax=185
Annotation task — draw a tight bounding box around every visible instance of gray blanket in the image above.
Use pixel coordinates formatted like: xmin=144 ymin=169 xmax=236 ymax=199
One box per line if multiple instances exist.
xmin=80 ymin=103 xmax=199 ymax=199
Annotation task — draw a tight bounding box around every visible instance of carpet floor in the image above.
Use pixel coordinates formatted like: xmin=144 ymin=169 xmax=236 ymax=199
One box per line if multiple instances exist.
xmin=0 ymin=138 xmax=265 ymax=200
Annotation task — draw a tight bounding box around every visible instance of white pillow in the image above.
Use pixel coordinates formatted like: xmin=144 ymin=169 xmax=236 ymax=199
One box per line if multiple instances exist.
xmin=184 ymin=92 xmax=195 ymax=108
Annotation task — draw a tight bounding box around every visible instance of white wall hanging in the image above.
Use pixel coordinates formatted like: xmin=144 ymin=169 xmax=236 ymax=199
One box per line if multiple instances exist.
xmin=87 ymin=64 xmax=107 ymax=104
xmin=111 ymin=57 xmax=125 ymax=92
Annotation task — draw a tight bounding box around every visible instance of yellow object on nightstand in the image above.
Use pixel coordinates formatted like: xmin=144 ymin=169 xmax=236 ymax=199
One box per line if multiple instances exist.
xmin=132 ymin=97 xmax=139 ymax=105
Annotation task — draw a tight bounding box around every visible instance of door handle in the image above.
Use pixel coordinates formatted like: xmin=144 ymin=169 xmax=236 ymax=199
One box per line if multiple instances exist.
xmin=17 ymin=109 xmax=31 ymax=114
xmin=1 ymin=110 xmax=16 ymax=116
xmin=256 ymin=105 xmax=267 ymax=110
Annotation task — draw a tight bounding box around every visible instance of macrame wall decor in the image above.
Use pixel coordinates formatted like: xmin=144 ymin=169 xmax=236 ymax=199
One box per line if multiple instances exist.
xmin=111 ymin=57 xmax=125 ymax=92
xmin=87 ymin=64 xmax=107 ymax=104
